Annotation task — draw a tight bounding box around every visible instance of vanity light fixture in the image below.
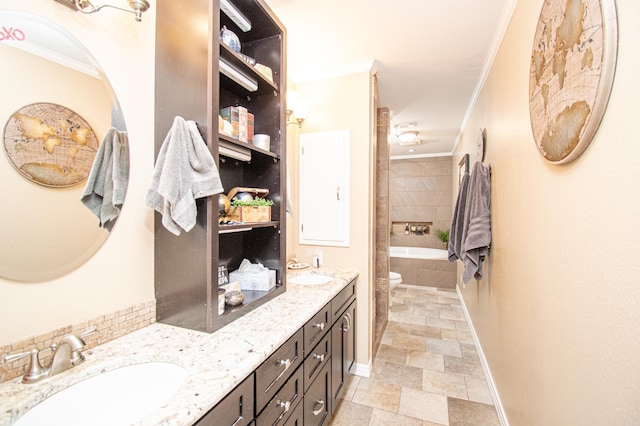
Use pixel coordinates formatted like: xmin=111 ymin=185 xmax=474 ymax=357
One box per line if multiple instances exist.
xmin=221 ymin=0 xmax=252 ymax=32
xmin=286 ymin=91 xmax=309 ymax=128
xmin=54 ymin=0 xmax=151 ymax=22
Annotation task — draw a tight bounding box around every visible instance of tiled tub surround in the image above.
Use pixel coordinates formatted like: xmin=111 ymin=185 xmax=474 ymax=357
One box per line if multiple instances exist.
xmin=389 ymin=156 xmax=453 ymax=251
xmin=0 ymin=300 xmax=156 ymax=383
xmin=0 ymin=268 xmax=358 ymax=426
xmin=390 ymin=255 xmax=456 ymax=290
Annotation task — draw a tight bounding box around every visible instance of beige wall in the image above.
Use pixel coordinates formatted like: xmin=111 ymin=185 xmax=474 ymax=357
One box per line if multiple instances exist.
xmin=0 ymin=0 xmax=155 ymax=344
xmin=291 ymin=71 xmax=375 ymax=371
xmin=454 ymin=0 xmax=640 ymax=424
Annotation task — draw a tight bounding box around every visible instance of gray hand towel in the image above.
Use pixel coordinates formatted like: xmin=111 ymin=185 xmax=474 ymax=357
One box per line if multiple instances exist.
xmin=145 ymin=116 xmax=224 ymax=236
xmin=461 ymin=162 xmax=491 ymax=283
xmin=81 ymin=128 xmax=130 ymax=231
xmin=448 ymin=171 xmax=470 ymax=262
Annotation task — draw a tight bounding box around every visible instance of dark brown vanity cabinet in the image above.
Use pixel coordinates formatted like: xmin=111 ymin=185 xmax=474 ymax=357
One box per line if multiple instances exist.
xmin=154 ymin=0 xmax=287 ymax=333
xmin=303 ymin=361 xmax=331 ymax=426
xmin=195 ymin=375 xmax=255 ymax=426
xmin=256 ymin=329 xmax=304 ymax=411
xmin=196 ymin=279 xmax=357 ymax=426
xmin=330 ymin=300 xmax=356 ymax=411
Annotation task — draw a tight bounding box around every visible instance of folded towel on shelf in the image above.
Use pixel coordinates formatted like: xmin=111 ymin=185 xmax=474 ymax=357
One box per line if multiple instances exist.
xmin=81 ymin=127 xmax=130 ymax=231
xmin=461 ymin=162 xmax=492 ymax=283
xmin=448 ymin=171 xmax=470 ymax=263
xmin=145 ymin=116 xmax=224 ymax=236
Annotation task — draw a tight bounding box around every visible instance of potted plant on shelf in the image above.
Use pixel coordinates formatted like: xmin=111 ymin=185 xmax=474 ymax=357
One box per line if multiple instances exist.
xmin=229 ymin=197 xmax=274 ymax=222
xmin=436 ymin=229 xmax=450 ymax=250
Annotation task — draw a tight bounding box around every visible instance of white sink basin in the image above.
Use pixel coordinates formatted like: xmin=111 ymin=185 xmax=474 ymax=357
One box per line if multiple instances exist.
xmin=289 ymin=273 xmax=334 ymax=285
xmin=15 ymin=361 xmax=186 ymax=426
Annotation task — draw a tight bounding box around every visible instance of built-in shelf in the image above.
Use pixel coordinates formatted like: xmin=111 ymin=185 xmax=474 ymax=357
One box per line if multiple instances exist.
xmin=220 ymin=43 xmax=278 ymax=95
xmin=154 ymin=0 xmax=286 ymax=334
xmin=219 ymin=134 xmax=279 ymax=160
xmin=218 ymin=221 xmax=279 ymax=234
xmin=217 ymin=286 xmax=284 ymax=327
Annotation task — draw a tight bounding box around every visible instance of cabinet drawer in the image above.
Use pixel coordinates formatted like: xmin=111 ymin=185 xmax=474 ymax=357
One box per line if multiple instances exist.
xmin=303 ymin=359 xmax=331 ymax=426
xmin=195 ymin=374 xmax=254 ymax=426
xmin=256 ymin=328 xmax=304 ymax=411
xmin=282 ymin=398 xmax=303 ymax=426
xmin=331 ymin=279 xmax=356 ymax=321
xmin=256 ymin=364 xmax=303 ymax=426
xmin=304 ymin=331 xmax=331 ymax=392
xmin=303 ymin=302 xmax=331 ymax=354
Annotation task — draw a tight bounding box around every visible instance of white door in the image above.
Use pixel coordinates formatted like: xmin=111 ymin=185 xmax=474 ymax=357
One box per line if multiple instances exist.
xmin=299 ymin=130 xmax=350 ymax=247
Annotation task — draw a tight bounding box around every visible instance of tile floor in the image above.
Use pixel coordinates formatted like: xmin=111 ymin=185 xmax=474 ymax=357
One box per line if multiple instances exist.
xmin=329 ymin=284 xmax=501 ymax=426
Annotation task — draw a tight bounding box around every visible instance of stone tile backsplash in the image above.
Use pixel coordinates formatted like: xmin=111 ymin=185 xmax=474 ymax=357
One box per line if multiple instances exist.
xmin=0 ymin=299 xmax=156 ymax=383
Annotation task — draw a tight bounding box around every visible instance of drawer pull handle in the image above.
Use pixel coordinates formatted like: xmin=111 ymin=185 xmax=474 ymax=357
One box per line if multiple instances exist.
xmin=278 ymin=358 xmax=292 ymax=369
xmin=312 ymin=353 xmax=325 ymax=362
xmin=273 ymin=399 xmax=291 ymax=425
xmin=313 ymin=322 xmax=325 ymax=331
xmin=230 ymin=415 xmax=244 ymax=426
xmin=312 ymin=399 xmax=325 ymax=416
xmin=265 ymin=358 xmax=292 ymax=393
xmin=277 ymin=399 xmax=291 ymax=412
xmin=342 ymin=312 xmax=351 ymax=332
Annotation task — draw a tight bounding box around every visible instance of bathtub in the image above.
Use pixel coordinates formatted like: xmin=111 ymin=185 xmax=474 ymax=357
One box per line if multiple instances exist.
xmin=389 ymin=246 xmax=455 ymax=289
xmin=389 ymin=246 xmax=448 ymax=260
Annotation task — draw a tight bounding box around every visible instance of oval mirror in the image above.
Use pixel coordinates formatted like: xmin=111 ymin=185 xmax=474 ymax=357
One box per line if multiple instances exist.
xmin=0 ymin=11 xmax=128 ymax=282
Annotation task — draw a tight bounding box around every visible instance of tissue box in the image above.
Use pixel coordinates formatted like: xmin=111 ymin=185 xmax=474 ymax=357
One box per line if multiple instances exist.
xmin=229 ymin=269 xmax=276 ymax=291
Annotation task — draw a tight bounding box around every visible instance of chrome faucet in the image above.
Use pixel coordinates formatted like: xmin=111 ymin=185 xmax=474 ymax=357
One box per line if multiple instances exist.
xmin=286 ymin=257 xmax=299 ymax=267
xmin=3 ymin=328 xmax=93 ymax=384
xmin=48 ymin=334 xmax=87 ymax=376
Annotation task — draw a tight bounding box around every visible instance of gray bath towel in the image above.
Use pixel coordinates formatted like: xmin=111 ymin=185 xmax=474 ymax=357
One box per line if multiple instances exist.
xmin=461 ymin=162 xmax=492 ymax=283
xmin=448 ymin=171 xmax=470 ymax=262
xmin=81 ymin=128 xmax=130 ymax=231
xmin=145 ymin=116 xmax=224 ymax=235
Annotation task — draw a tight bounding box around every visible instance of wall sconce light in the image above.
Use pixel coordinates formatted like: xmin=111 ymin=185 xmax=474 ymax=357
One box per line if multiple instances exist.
xmin=54 ymin=0 xmax=151 ymax=22
xmin=286 ymin=91 xmax=309 ymax=128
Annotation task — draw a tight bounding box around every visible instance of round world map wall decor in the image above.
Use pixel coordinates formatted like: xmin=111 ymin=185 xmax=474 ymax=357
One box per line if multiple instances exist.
xmin=529 ymin=0 xmax=618 ymax=164
xmin=3 ymin=103 xmax=98 ymax=187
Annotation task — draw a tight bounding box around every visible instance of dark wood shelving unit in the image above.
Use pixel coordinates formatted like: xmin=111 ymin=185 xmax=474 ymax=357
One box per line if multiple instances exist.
xmin=154 ymin=0 xmax=286 ymax=333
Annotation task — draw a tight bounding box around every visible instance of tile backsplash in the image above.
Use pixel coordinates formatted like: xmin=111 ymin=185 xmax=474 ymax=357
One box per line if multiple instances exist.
xmin=0 ymin=299 xmax=156 ymax=383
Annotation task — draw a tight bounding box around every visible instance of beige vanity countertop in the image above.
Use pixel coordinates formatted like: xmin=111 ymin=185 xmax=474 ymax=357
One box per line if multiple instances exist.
xmin=0 ymin=267 xmax=358 ymax=426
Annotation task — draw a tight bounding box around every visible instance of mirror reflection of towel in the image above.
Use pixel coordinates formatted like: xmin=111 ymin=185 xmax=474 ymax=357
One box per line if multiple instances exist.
xmin=145 ymin=116 xmax=224 ymax=236
xmin=81 ymin=128 xmax=129 ymax=232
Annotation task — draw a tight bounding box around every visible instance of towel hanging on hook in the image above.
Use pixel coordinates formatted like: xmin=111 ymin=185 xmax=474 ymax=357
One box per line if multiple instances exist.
xmin=145 ymin=116 xmax=224 ymax=236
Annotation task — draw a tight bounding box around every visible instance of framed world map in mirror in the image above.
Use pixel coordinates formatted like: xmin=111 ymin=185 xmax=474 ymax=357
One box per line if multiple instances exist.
xmin=3 ymin=102 xmax=98 ymax=187
xmin=529 ymin=0 xmax=618 ymax=164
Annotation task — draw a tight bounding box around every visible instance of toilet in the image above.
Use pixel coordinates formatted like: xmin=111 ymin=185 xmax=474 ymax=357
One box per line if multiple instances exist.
xmin=389 ymin=271 xmax=402 ymax=290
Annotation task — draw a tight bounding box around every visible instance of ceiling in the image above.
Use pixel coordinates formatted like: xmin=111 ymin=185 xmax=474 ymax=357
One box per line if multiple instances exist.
xmin=264 ymin=0 xmax=513 ymax=158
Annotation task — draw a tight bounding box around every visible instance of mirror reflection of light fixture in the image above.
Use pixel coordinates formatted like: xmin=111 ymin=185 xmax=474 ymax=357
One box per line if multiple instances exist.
xmin=54 ymin=0 xmax=151 ymax=22
xmin=286 ymin=90 xmax=309 ymax=128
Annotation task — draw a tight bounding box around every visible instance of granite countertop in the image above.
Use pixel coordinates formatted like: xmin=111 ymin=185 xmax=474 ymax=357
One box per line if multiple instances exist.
xmin=0 ymin=267 xmax=358 ymax=426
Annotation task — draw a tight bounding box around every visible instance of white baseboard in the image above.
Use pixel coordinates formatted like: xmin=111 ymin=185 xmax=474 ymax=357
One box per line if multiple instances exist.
xmin=456 ymin=285 xmax=509 ymax=426
xmin=352 ymin=360 xmax=372 ymax=378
